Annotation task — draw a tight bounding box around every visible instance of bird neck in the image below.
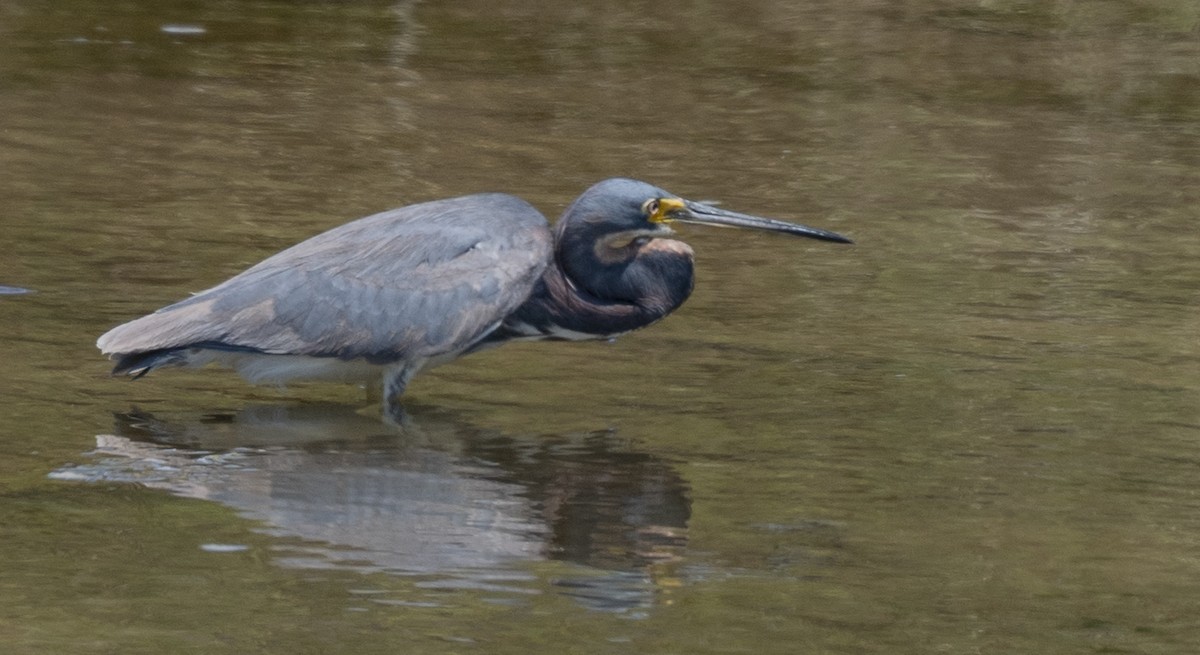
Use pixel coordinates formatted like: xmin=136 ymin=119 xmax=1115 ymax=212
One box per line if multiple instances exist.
xmin=487 ymin=232 xmax=695 ymax=343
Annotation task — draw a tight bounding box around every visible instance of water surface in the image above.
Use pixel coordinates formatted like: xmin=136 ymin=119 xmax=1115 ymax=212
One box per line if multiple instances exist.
xmin=2 ymin=1 xmax=1199 ymax=653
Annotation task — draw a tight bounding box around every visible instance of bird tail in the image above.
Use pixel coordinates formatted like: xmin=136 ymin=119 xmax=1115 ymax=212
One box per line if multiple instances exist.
xmin=109 ymin=348 xmax=191 ymax=378
xmin=97 ymin=295 xmax=227 ymax=378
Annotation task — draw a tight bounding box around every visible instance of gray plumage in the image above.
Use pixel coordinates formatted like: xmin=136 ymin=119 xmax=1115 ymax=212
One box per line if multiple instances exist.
xmin=98 ymin=178 xmax=850 ymax=414
xmin=98 ymin=193 xmax=551 ymax=393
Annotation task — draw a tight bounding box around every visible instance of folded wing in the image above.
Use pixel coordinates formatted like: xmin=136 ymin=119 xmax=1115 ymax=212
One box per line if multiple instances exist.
xmin=97 ymin=193 xmax=552 ymax=373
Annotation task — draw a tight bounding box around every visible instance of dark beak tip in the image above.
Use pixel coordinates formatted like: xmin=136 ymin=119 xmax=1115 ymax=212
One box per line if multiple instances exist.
xmin=800 ymin=229 xmax=853 ymax=245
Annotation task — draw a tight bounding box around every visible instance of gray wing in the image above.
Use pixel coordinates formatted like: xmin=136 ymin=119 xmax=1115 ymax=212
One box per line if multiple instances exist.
xmin=97 ymin=193 xmax=553 ymax=365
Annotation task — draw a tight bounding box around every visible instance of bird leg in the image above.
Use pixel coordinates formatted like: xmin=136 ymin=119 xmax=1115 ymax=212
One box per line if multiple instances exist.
xmin=381 ymin=363 xmax=420 ymax=423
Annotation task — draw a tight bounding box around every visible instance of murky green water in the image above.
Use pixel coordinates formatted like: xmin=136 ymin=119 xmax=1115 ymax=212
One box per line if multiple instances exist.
xmin=2 ymin=1 xmax=1199 ymax=653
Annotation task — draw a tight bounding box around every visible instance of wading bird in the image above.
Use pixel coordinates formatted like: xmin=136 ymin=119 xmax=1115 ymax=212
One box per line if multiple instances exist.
xmin=98 ymin=178 xmax=850 ymax=416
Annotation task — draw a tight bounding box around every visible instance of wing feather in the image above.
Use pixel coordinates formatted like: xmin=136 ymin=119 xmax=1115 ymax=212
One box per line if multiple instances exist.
xmin=98 ymin=193 xmax=552 ymax=366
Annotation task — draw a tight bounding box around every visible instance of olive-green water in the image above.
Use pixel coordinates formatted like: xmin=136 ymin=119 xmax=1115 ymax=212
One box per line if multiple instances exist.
xmin=3 ymin=1 xmax=1199 ymax=653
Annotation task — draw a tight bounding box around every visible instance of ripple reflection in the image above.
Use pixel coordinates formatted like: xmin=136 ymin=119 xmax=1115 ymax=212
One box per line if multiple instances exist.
xmin=50 ymin=403 xmax=691 ymax=614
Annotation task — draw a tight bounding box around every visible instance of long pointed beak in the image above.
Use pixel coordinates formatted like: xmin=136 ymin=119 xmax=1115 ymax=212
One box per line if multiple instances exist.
xmin=672 ymin=200 xmax=853 ymax=244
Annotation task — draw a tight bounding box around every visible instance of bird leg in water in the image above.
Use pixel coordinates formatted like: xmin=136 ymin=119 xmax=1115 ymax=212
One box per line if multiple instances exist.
xmin=381 ymin=363 xmax=420 ymax=420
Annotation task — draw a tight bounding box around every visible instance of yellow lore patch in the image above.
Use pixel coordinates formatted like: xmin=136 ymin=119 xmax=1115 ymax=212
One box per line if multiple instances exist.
xmin=648 ymin=198 xmax=686 ymax=223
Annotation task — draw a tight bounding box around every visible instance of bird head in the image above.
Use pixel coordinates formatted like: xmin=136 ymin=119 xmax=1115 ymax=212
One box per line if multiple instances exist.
xmin=555 ymin=177 xmax=852 ymax=254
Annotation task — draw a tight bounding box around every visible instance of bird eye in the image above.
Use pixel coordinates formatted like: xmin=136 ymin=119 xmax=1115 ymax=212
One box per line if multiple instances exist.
xmin=643 ymin=199 xmax=660 ymax=217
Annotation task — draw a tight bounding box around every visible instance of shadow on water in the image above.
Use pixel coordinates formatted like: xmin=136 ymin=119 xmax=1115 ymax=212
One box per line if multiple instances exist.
xmin=50 ymin=402 xmax=691 ymax=615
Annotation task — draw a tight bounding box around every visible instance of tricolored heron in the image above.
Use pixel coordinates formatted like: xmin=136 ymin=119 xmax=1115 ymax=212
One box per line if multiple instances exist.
xmin=98 ymin=178 xmax=850 ymax=415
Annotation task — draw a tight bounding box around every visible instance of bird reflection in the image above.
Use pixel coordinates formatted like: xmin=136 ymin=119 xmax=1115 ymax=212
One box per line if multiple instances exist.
xmin=51 ymin=403 xmax=690 ymax=614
